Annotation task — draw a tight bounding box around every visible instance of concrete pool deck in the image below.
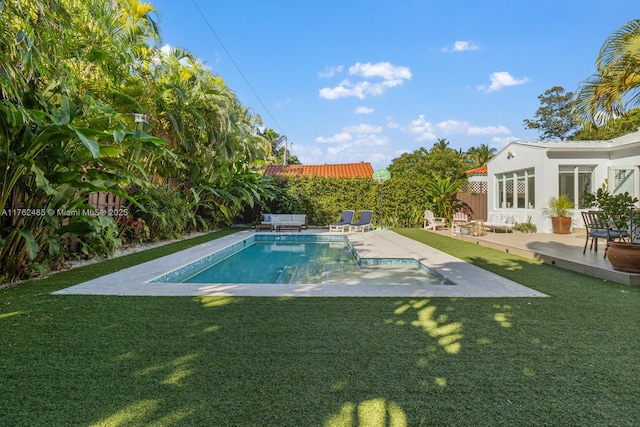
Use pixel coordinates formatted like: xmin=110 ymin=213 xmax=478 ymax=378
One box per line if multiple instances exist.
xmin=54 ymin=229 xmax=546 ymax=298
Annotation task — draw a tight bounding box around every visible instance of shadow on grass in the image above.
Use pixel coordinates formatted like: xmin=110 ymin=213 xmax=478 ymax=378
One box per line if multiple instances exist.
xmin=1 ymin=228 xmax=639 ymax=425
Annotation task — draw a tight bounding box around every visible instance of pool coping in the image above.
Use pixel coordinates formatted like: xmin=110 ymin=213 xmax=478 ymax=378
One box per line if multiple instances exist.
xmin=53 ymin=229 xmax=547 ymax=298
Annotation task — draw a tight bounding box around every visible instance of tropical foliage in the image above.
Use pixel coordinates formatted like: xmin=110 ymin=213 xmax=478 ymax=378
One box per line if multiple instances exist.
xmin=0 ymin=0 xmax=272 ymax=281
xmin=464 ymin=143 xmax=496 ymax=169
xmin=575 ymin=19 xmax=640 ymax=125
xmin=423 ymin=174 xmax=466 ymax=222
xmin=571 ymin=108 xmax=640 ymax=140
xmin=388 ymin=139 xmax=468 ymax=181
xmin=259 ymin=128 xmax=301 ymax=165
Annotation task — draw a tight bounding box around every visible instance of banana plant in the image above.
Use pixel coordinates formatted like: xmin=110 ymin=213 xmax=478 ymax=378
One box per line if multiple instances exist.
xmin=424 ymin=173 xmax=466 ymax=222
xmin=0 ymin=94 xmax=166 ymax=281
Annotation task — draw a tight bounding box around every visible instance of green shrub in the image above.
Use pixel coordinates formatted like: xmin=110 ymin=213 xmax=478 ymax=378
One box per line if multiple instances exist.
xmin=513 ymin=222 xmax=537 ymax=233
xmin=128 ymin=185 xmax=198 ymax=240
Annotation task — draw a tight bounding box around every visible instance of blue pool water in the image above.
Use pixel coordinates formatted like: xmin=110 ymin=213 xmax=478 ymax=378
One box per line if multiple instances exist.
xmin=152 ymin=234 xmax=455 ymax=286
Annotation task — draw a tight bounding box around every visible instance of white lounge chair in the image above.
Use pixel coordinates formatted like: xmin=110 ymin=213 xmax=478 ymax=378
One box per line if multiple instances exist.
xmin=423 ymin=210 xmax=446 ymax=231
xmin=451 ymin=211 xmax=468 ymax=236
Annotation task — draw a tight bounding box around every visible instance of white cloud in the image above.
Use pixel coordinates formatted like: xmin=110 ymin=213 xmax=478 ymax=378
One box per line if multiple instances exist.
xmin=315 ymin=132 xmax=352 ymax=143
xmin=386 ymin=116 xmax=400 ymax=129
xmin=293 ymin=145 xmax=323 ymax=164
xmin=443 ymin=40 xmax=480 ymax=52
xmin=348 ymin=62 xmax=412 ymax=80
xmin=436 ymin=120 xmax=470 ymax=134
xmin=409 ymin=115 xmax=437 ymax=141
xmin=468 ymin=125 xmax=511 ymax=135
xmin=309 ymin=126 xmax=390 ymax=167
xmin=478 ymin=71 xmax=529 ymax=93
xmin=343 ymin=123 xmax=383 ymax=134
xmin=355 ymin=106 xmax=374 ymax=114
xmin=327 ymin=133 xmax=388 ymax=154
xmin=408 ymin=115 xmax=513 ymax=140
xmin=319 ymin=61 xmax=411 ymax=100
xmin=318 ymin=65 xmax=344 ymax=78
xmin=319 ymin=79 xmax=405 ymax=100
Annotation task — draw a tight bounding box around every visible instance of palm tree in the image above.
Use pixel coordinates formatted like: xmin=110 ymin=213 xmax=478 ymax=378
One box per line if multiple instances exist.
xmin=432 ymin=138 xmax=450 ymax=151
xmin=575 ymin=19 xmax=640 ymax=125
xmin=466 ymin=144 xmax=497 ymax=169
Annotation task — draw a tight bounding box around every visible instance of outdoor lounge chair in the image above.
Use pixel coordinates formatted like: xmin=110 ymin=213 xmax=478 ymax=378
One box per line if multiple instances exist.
xmin=581 ymin=211 xmax=621 ymax=258
xmin=349 ymin=210 xmax=373 ymax=232
xmin=329 ymin=210 xmax=355 ymax=232
xmin=423 ymin=210 xmax=446 ymax=231
xmin=451 ymin=211 xmax=468 ymax=236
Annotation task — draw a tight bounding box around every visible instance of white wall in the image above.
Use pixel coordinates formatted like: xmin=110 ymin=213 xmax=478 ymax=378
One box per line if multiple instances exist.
xmin=487 ymin=133 xmax=640 ymax=233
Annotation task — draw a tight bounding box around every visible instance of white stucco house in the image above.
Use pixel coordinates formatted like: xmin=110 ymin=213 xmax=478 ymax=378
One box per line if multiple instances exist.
xmin=486 ymin=129 xmax=640 ymax=233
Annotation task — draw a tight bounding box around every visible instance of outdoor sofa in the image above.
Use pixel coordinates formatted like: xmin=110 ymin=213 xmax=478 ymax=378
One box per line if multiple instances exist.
xmin=483 ymin=213 xmax=516 ymax=233
xmin=257 ymin=213 xmax=308 ymax=232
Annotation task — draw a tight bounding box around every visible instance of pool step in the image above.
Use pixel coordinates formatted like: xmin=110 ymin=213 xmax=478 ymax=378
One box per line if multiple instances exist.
xmin=275 ymin=265 xmax=299 ymax=284
xmin=276 ymin=262 xmax=362 ymax=284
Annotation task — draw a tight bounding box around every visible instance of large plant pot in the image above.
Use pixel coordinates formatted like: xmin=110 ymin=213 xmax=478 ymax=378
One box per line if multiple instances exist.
xmin=607 ymin=242 xmax=640 ymax=273
xmin=551 ymin=217 xmax=571 ymax=234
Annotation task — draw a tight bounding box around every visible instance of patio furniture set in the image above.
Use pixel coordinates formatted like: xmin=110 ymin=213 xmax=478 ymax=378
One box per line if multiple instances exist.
xmin=423 ymin=210 xmax=485 ymax=236
xmin=255 ymin=214 xmax=308 ymax=232
xmin=255 ymin=210 xmax=374 ymax=233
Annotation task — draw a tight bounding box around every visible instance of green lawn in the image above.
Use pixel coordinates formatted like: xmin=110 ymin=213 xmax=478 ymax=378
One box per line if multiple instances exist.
xmin=1 ymin=228 xmax=639 ymax=426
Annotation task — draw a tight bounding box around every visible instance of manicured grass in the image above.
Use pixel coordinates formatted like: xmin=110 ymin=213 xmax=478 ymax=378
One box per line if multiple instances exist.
xmin=1 ymin=228 xmax=639 ymax=426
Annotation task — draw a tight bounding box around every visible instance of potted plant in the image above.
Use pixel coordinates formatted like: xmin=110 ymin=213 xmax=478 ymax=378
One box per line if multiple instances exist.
xmin=586 ymin=183 xmax=640 ymax=273
xmin=543 ymin=195 xmax=574 ymax=234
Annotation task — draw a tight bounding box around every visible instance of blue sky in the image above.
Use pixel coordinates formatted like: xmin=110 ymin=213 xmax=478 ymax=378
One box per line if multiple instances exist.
xmin=150 ymin=1 xmax=639 ymax=171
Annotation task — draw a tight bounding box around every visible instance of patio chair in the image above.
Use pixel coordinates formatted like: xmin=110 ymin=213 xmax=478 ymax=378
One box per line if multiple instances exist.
xmin=349 ymin=210 xmax=373 ymax=232
xmin=451 ymin=211 xmax=469 ymax=236
xmin=329 ymin=210 xmax=355 ymax=232
xmin=581 ymin=211 xmax=621 ymax=258
xmin=423 ymin=210 xmax=446 ymax=231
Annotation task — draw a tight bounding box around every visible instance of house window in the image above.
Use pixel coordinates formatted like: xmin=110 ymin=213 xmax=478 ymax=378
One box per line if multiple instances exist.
xmin=610 ymin=168 xmax=635 ymax=196
xmin=496 ymin=168 xmax=534 ymax=209
xmin=559 ymin=165 xmax=594 ymax=209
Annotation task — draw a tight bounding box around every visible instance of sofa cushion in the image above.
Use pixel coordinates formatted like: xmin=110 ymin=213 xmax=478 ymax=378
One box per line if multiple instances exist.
xmin=291 ymin=214 xmax=306 ymax=223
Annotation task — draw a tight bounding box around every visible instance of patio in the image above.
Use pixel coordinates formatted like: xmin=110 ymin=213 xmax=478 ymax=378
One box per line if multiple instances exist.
xmin=437 ymin=227 xmax=640 ymax=286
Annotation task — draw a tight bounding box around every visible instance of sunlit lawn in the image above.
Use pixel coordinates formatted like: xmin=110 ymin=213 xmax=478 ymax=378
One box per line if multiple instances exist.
xmin=1 ymin=228 xmax=638 ymax=426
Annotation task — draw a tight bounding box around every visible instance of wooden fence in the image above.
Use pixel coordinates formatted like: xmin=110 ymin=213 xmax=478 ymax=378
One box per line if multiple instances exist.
xmin=87 ymin=192 xmax=128 ymax=212
xmin=457 ymin=180 xmax=488 ymax=220
xmin=5 ymin=189 xmax=128 ymax=226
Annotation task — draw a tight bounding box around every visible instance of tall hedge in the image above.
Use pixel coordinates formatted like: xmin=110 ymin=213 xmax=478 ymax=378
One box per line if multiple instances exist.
xmin=252 ymin=176 xmax=430 ymax=228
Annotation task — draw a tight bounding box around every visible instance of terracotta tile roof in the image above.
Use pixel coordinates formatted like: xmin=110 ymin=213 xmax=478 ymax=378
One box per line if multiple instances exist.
xmin=264 ymin=162 xmax=374 ymax=178
xmin=465 ymin=165 xmax=488 ymax=175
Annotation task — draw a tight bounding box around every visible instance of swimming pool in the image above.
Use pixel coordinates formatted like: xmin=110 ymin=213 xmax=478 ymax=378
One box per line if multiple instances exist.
xmin=54 ymin=229 xmax=547 ymax=297
xmin=152 ymin=234 xmax=455 ymax=286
